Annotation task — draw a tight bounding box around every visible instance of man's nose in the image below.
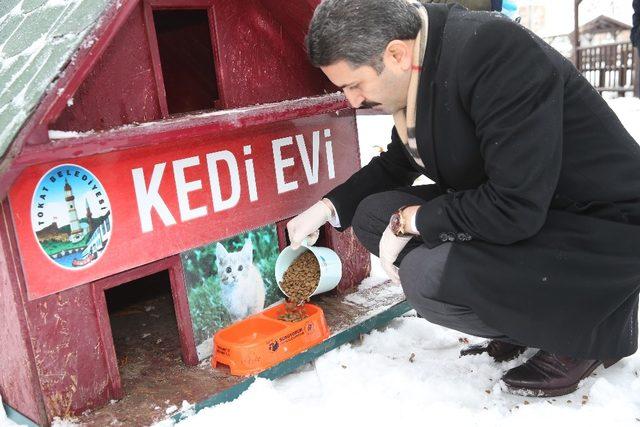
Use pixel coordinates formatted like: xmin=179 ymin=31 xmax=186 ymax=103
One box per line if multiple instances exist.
xmin=343 ymin=89 xmax=363 ymax=109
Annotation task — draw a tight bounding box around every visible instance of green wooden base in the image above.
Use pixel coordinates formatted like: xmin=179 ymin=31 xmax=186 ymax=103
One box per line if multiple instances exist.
xmin=172 ymin=299 xmax=412 ymax=423
xmin=3 ymin=402 xmax=39 ymax=427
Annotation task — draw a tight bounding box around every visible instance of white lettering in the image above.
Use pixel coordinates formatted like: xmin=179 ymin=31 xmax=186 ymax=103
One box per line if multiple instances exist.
xmin=206 ymin=151 xmax=241 ymax=212
xmin=324 ymin=128 xmax=335 ymax=179
xmin=132 ymin=163 xmax=176 ymax=233
xmin=272 ymin=137 xmax=298 ymax=194
xmin=295 ymin=132 xmax=320 ymax=185
xmin=243 ymin=145 xmax=258 ymax=202
xmin=172 ymin=156 xmax=207 ymax=222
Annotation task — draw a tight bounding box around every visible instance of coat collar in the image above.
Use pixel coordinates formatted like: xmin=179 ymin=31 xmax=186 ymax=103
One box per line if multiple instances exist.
xmin=413 ymin=3 xmax=455 ymax=188
xmin=420 ymin=3 xmax=452 ymax=88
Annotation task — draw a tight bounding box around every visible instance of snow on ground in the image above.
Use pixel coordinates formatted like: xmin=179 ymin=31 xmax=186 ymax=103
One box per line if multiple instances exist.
xmin=608 ymin=96 xmax=640 ymax=143
xmin=161 ymin=98 xmax=640 ymax=427
xmin=3 ymin=99 xmax=640 ymax=427
xmin=171 ymin=315 xmax=640 ymax=427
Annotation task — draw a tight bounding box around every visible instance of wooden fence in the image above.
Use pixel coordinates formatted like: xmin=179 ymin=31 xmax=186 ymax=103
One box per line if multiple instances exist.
xmin=577 ymin=41 xmax=637 ymax=96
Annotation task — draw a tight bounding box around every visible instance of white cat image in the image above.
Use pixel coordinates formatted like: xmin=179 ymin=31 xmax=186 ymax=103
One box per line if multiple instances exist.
xmin=215 ymin=238 xmax=266 ymax=320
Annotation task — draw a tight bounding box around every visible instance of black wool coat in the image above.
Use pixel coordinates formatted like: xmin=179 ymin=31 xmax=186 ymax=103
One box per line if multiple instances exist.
xmin=324 ymin=4 xmax=640 ymax=359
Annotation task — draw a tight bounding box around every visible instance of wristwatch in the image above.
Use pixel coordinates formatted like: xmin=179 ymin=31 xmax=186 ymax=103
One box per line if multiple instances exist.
xmin=389 ymin=205 xmax=413 ymax=237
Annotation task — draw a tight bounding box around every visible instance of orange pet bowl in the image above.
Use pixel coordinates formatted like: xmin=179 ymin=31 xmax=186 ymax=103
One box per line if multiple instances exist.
xmin=211 ymin=303 xmax=330 ymax=376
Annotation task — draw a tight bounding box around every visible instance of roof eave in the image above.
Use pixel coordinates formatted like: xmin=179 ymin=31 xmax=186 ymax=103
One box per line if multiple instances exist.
xmin=0 ymin=0 xmax=140 ymax=201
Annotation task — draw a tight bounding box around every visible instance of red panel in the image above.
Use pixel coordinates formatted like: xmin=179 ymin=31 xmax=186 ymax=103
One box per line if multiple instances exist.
xmin=23 ymin=286 xmax=114 ymax=419
xmin=0 ymin=0 xmax=340 ymax=200
xmin=0 ymin=202 xmax=48 ymax=425
xmin=9 ymin=111 xmax=358 ymax=299
xmin=20 ymin=256 xmax=196 ymax=420
xmin=210 ymin=0 xmax=335 ymax=109
xmin=326 ymin=225 xmax=371 ymax=294
xmin=258 ymin=0 xmax=320 ymax=49
xmin=48 ymin=0 xmax=336 ymax=131
xmin=19 ymin=96 xmax=349 ymax=168
xmin=51 ymin=2 xmax=163 ymax=132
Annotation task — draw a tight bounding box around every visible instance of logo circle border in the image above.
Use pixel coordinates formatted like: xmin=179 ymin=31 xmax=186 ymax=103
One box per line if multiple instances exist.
xmin=30 ymin=163 xmax=113 ymax=271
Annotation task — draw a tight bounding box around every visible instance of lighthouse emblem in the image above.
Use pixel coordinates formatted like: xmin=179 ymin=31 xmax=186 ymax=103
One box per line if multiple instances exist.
xmin=31 ymin=164 xmax=112 ymax=269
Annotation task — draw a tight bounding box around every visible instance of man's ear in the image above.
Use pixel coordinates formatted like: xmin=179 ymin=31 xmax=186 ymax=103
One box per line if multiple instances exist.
xmin=385 ymin=40 xmax=412 ymax=71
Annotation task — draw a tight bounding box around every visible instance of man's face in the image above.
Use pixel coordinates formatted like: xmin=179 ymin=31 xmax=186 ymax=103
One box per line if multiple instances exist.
xmin=320 ymin=40 xmax=413 ymax=114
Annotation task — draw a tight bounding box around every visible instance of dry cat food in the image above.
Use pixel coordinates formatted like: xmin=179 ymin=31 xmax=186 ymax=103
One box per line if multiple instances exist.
xmin=278 ymin=251 xmax=320 ymax=322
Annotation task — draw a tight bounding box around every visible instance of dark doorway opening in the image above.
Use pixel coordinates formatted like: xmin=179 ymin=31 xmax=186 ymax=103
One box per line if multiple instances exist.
xmin=105 ymin=270 xmax=183 ymax=392
xmin=152 ymin=9 xmax=219 ymax=115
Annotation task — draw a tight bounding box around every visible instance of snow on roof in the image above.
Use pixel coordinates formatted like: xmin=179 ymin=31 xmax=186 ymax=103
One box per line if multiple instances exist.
xmin=0 ymin=0 xmax=111 ymax=159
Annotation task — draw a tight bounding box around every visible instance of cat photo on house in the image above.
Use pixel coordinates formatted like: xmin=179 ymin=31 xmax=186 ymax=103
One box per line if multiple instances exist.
xmin=215 ymin=238 xmax=266 ymax=321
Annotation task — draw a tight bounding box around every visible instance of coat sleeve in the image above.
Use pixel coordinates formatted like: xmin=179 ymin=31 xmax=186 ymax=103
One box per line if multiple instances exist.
xmin=414 ymin=19 xmax=563 ymax=247
xmin=323 ymin=126 xmax=422 ymax=231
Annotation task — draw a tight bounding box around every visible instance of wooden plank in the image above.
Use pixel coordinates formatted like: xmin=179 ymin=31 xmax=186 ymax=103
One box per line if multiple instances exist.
xmin=168 ymin=257 xmax=200 ymax=366
xmin=91 ymin=281 xmax=124 ymax=400
xmin=16 ymin=94 xmax=349 ymax=168
xmin=143 ymin=0 xmax=170 ymax=118
xmin=0 ymin=201 xmax=49 ymax=425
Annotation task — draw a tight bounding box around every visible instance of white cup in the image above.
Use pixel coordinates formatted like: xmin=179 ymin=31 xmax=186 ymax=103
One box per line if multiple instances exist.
xmin=275 ymin=238 xmax=342 ymax=298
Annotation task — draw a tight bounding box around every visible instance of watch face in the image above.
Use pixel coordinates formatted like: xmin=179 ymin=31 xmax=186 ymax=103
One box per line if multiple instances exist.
xmin=390 ymin=213 xmax=402 ymax=234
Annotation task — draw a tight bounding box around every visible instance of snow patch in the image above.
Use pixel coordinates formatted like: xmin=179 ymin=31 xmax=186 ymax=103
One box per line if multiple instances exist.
xmin=47 ymin=0 xmax=77 ymax=6
xmin=80 ymin=36 xmax=96 ymax=49
xmin=343 ymin=278 xmax=401 ymax=308
xmin=48 ymin=129 xmax=96 ymax=139
xmin=606 ymin=97 xmax=640 ymax=142
xmin=196 ymin=337 xmax=213 ymax=360
xmin=51 ymin=417 xmax=80 ymax=426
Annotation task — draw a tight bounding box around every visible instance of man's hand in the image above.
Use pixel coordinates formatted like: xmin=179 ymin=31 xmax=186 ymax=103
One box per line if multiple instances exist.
xmin=379 ymin=225 xmax=413 ymax=284
xmin=379 ymin=205 xmax=420 ymax=284
xmin=286 ymin=199 xmax=334 ymax=249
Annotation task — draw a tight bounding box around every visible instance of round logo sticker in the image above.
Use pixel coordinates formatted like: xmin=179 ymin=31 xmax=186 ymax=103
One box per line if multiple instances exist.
xmin=31 ymin=164 xmax=112 ymax=270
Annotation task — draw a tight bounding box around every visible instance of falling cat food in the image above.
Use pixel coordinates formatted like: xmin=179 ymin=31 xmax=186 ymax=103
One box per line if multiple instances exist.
xmin=279 ymin=251 xmax=320 ymax=322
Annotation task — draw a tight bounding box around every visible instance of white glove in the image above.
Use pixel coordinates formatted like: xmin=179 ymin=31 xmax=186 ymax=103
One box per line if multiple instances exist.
xmin=379 ymin=224 xmax=412 ymax=284
xmin=286 ymin=200 xmax=333 ymax=249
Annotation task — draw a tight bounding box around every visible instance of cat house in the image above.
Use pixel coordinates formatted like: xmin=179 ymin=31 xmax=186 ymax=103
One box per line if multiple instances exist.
xmin=0 ymin=1 xmax=386 ymax=425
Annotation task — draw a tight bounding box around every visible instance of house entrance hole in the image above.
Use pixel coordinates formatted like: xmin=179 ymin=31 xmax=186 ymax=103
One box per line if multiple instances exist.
xmin=152 ymin=9 xmax=219 ymax=115
xmin=105 ymin=270 xmax=183 ymax=391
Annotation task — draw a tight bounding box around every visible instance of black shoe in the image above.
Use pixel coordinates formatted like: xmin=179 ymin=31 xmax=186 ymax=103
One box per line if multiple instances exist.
xmin=459 ymin=339 xmax=526 ymax=363
xmin=500 ymin=350 xmax=621 ymax=397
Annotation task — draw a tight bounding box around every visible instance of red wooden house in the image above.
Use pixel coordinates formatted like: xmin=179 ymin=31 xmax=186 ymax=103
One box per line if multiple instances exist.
xmin=0 ymin=1 xmax=407 ymax=425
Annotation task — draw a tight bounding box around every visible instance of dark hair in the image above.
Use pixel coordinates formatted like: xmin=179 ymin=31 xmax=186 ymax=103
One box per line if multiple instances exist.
xmin=306 ymin=0 xmax=421 ymax=73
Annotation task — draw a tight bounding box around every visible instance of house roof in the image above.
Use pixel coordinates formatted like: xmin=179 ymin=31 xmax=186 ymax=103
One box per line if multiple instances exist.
xmin=547 ymin=14 xmax=633 ymax=39
xmin=578 ymin=15 xmax=631 ymax=36
xmin=0 ymin=0 xmax=111 ymax=161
